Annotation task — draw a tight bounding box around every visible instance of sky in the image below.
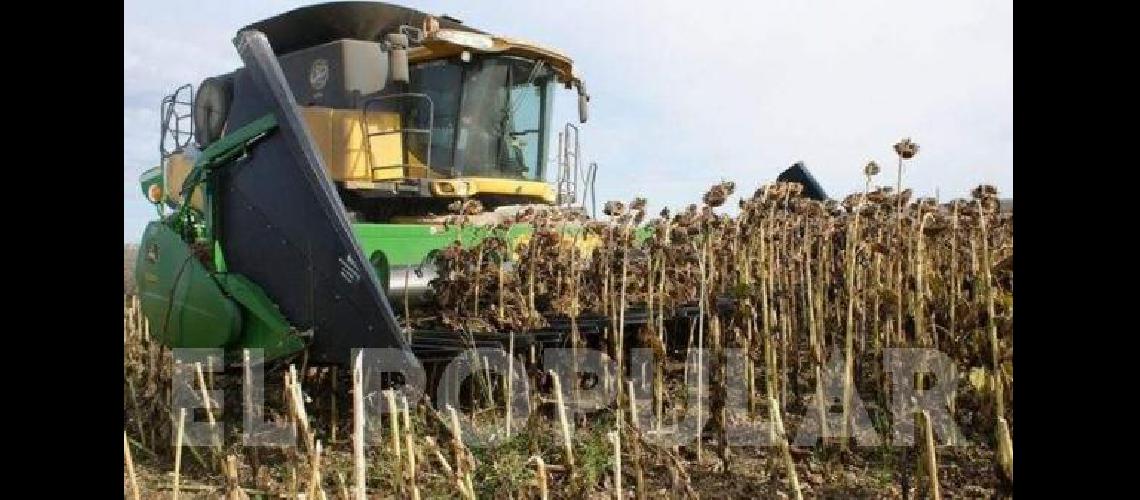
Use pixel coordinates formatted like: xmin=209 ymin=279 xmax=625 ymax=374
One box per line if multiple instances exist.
xmin=124 ymin=0 xmax=1012 ymax=243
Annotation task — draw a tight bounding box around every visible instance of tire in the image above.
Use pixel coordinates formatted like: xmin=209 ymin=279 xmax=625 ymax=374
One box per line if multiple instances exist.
xmin=193 ymin=75 xmax=234 ymax=147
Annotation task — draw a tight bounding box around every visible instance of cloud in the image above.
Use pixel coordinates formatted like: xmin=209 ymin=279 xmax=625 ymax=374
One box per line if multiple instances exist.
xmin=124 ymin=0 xmax=1011 ymax=242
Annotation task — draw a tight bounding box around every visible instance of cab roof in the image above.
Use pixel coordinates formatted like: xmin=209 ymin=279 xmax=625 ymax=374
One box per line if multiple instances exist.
xmin=240 ymin=1 xmax=578 ymax=84
xmin=239 ymin=1 xmax=483 ymax=56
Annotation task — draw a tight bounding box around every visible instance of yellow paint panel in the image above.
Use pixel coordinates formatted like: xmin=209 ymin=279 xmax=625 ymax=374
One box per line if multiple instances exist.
xmin=300 ymin=107 xmax=429 ymax=182
xmin=410 ymin=35 xmax=578 ymax=85
xmin=429 ymin=177 xmax=556 ymax=204
xmin=163 ymin=153 xmax=204 ymax=211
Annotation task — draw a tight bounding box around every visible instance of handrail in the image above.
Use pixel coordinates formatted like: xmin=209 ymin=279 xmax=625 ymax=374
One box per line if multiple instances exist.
xmin=556 ymin=122 xmax=580 ymax=206
xmin=360 ymin=92 xmax=434 ymax=179
xmin=160 ymin=84 xmax=194 ymax=159
xmin=583 ymin=161 xmax=598 ymax=218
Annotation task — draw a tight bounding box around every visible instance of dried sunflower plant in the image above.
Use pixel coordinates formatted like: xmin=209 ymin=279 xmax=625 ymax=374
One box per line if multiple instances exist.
xmin=125 ymin=138 xmax=1012 ymax=498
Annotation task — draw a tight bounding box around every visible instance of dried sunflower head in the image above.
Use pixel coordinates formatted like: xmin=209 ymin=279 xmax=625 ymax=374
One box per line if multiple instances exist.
xmin=766 ymin=183 xmax=785 ymax=201
xmin=702 ymin=181 xmax=733 ymax=208
xmin=894 ymin=137 xmax=920 ymax=159
xmin=462 ymin=199 xmax=485 ymax=215
xmin=979 ymin=196 xmax=1001 ymax=213
xmin=864 ymin=161 xmax=881 ymax=177
xmin=971 ymin=184 xmax=999 ymax=199
xmin=603 ymin=200 xmax=626 ymax=217
xmin=723 ymin=181 xmax=736 ymax=196
xmin=872 ymin=188 xmax=898 ymax=206
xmin=786 ymin=182 xmax=803 ymax=198
xmin=897 ymin=188 xmax=913 ymax=207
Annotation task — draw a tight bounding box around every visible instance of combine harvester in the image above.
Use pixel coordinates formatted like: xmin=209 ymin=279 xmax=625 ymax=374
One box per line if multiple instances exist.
xmin=133 ymin=1 xmax=825 ymax=370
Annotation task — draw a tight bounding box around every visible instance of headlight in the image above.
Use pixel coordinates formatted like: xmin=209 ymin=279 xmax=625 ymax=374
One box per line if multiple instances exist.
xmin=454 ymin=181 xmax=471 ymax=197
xmin=434 ymin=181 xmax=473 ymax=197
xmin=147 ymin=184 xmax=163 ymax=204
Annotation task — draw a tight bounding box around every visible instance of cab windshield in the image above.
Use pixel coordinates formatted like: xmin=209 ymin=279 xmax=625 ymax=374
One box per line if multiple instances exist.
xmin=407 ymin=55 xmax=554 ymax=181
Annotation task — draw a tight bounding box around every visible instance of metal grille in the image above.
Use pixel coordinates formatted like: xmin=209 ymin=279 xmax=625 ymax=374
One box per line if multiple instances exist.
xmin=159 ymin=84 xmax=194 ymax=158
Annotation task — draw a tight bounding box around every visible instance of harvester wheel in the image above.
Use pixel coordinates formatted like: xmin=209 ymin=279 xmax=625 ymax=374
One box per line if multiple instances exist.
xmin=193 ymin=75 xmax=234 ymax=147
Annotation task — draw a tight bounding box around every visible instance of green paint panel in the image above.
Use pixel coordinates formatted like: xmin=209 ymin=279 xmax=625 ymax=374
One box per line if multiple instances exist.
xmin=136 ymin=222 xmax=240 ymax=348
xmin=214 ymin=273 xmax=306 ymax=360
xmin=195 ymin=114 xmax=278 ymax=170
xmin=136 ymin=222 xmax=304 ymax=357
xmin=353 ymin=223 xmax=531 ymax=268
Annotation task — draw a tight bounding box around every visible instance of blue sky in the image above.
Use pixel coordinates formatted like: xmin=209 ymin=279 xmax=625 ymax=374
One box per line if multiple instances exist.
xmin=124 ymin=0 xmax=1012 ymax=243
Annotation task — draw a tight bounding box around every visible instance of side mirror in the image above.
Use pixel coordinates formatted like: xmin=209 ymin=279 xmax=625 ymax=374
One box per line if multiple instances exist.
xmin=387 ymin=33 xmax=409 ymax=84
xmin=576 ymin=82 xmax=589 ymax=124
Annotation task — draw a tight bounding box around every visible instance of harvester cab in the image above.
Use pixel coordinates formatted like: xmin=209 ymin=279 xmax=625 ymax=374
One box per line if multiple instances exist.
xmin=192 ymin=2 xmax=589 ymax=223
